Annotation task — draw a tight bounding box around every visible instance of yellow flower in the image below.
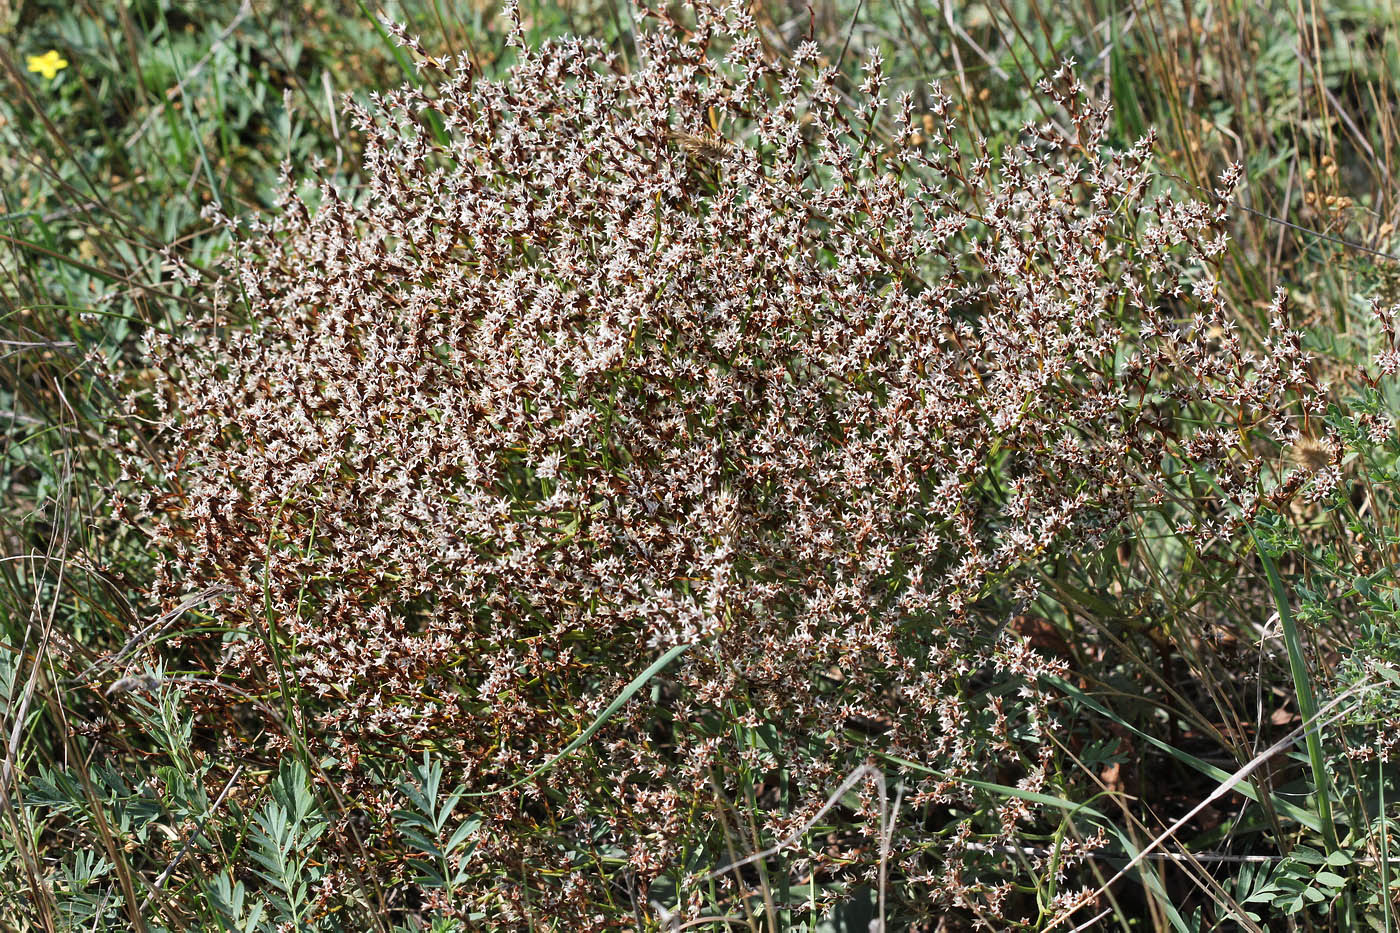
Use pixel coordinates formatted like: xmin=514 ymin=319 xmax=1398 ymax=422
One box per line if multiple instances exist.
xmin=27 ymin=50 xmax=68 ymax=81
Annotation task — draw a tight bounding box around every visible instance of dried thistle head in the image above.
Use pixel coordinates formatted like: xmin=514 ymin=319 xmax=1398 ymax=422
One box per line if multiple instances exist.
xmin=1288 ymin=434 xmax=1333 ymax=472
xmin=667 ymin=128 xmax=732 ymax=162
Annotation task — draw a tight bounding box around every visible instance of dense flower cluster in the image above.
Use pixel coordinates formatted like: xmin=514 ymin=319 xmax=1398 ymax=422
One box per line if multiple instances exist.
xmin=119 ymin=2 xmax=1326 ymax=926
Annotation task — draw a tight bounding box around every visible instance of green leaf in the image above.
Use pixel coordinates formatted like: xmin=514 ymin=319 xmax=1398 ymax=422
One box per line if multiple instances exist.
xmin=1292 ymin=846 xmax=1325 ymax=865
xmin=445 ymin=817 xmax=481 ymax=853
xmin=398 ymin=826 xmax=441 ymax=855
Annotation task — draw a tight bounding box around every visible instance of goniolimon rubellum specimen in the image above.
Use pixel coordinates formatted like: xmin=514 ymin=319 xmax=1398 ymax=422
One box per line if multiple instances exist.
xmin=118 ymin=2 xmax=1324 ymax=926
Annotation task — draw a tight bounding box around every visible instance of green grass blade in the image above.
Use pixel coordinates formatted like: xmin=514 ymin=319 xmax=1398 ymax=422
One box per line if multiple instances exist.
xmin=354 ymin=0 xmax=450 ymax=146
xmin=878 ymin=754 xmax=1191 ymax=931
xmin=1048 ymin=676 xmax=1323 ymax=832
xmin=1252 ymin=537 xmax=1339 ymax=853
xmin=465 ymin=642 xmax=692 ymax=798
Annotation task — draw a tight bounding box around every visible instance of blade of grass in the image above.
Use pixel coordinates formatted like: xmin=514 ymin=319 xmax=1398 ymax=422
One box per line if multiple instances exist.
xmin=874 ymin=755 xmax=1197 ymax=932
xmin=1381 ymin=733 xmax=1394 ymax=933
xmin=1042 ymin=680 xmax=1371 ymax=931
xmin=1047 ymin=675 xmax=1322 ymax=832
xmin=353 ymin=0 xmax=450 ymax=146
xmin=1251 ymin=534 xmax=1339 ymax=854
xmin=464 ymin=641 xmax=692 ymax=798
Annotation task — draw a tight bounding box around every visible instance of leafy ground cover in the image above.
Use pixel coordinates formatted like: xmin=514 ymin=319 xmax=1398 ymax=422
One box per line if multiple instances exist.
xmin=3 ymin=1 xmax=1400 ymax=930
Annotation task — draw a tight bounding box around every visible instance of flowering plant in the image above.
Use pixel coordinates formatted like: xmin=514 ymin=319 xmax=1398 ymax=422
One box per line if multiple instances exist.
xmin=119 ymin=2 xmax=1329 ymax=926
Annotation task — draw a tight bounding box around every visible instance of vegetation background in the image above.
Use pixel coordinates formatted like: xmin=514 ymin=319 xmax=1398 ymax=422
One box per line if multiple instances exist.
xmin=3 ymin=0 xmax=1400 ymax=930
